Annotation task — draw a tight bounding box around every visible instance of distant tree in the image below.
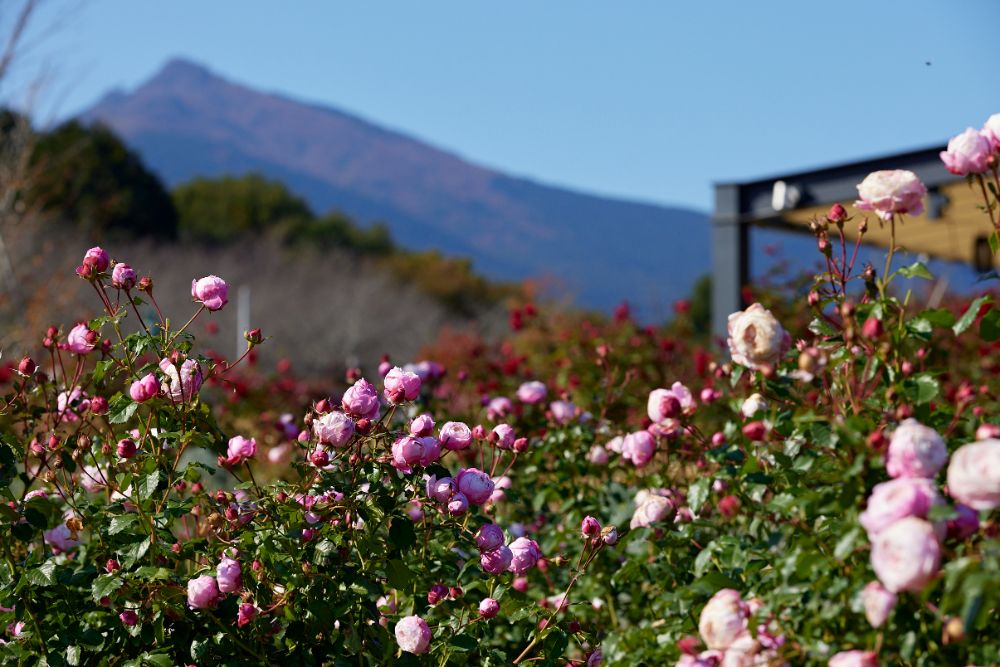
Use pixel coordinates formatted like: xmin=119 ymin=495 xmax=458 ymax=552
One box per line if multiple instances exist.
xmin=29 ymin=120 xmax=178 ymax=239
xmin=688 ymin=274 xmax=712 ymax=334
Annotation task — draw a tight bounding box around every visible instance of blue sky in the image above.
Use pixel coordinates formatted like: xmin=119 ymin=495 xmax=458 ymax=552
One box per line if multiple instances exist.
xmin=6 ymin=0 xmax=1000 ymax=212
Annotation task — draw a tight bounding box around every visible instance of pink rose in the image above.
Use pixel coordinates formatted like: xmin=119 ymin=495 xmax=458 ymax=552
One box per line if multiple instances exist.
xmin=940 ymin=127 xmax=993 ymax=175
xmin=480 ymin=545 xmax=513 ymax=574
xmin=489 ymin=475 xmax=511 ymax=504
xmin=426 ymin=475 xmax=455 ymax=504
xmin=82 ymin=246 xmax=110 ymax=272
xmin=409 ymin=414 xmax=435 ymax=437
xmin=976 ymin=423 xmax=1000 ymax=441
xmin=946 ymin=439 xmax=1000 ymax=510
xmin=623 ymin=431 xmax=656 ymax=468
xmin=43 ymin=523 xmax=80 ymax=554
xmin=588 ymin=445 xmax=609 ymax=465
xmin=394 ymin=615 xmax=431 ymax=654
xmin=117 ymin=438 xmax=137 ymax=459
xmin=418 ymin=436 xmax=441 ymax=466
xmin=111 ymin=263 xmax=137 ymax=290
xmin=129 ymin=373 xmax=159 ymax=402
xmin=491 ymin=423 xmax=515 ymax=449
xmin=475 ymin=524 xmax=505 ymax=552
xmin=828 ymin=650 xmax=878 ymax=667
xmin=516 ymin=381 xmax=547 ymax=404
xmin=216 ymin=557 xmax=242 ymax=593
xmin=486 ymin=396 xmax=513 ymax=421
xmin=581 ymin=516 xmax=602 ymax=538
xmin=861 ymin=581 xmax=895 ymax=628
xmin=66 ymin=323 xmax=97 ymax=354
xmin=237 ymin=603 xmax=257 ymax=627
xmin=225 ymin=436 xmax=257 ymax=464
xmin=456 ymin=468 xmax=495 ymax=505
xmin=342 ymin=378 xmax=380 ymax=420
xmin=727 ymin=303 xmax=790 ymax=369
xmin=383 ymin=366 xmax=421 ymax=404
xmin=982 ymin=113 xmax=1000 ymax=151
xmin=855 ymin=170 xmax=927 ymax=221
xmin=191 ymin=275 xmax=229 ymax=311
xmin=479 ymin=597 xmax=500 ymax=619
xmin=549 ymin=400 xmax=577 ymax=425
xmin=859 ymin=477 xmax=940 ymax=538
xmin=947 ymin=503 xmax=980 ymax=540
xmin=313 ymin=411 xmax=355 ymax=448
xmin=698 ymin=589 xmax=748 ymax=650
xmin=159 ymin=357 xmax=203 ymax=403
xmin=630 ymin=493 xmax=674 ymax=529
xmin=885 ymin=419 xmax=947 ymax=479
xmin=187 ymin=575 xmax=220 ymax=609
xmin=57 ymin=387 xmax=90 ymax=422
xmin=870 ymin=517 xmax=940 ymax=593
xmin=508 ymin=537 xmax=542 ymax=574
xmin=390 ymin=436 xmax=425 ymax=473
xmin=440 ymin=421 xmax=472 ymax=450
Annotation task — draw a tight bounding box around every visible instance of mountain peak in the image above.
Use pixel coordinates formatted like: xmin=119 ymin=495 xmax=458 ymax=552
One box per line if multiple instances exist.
xmin=148 ymin=58 xmax=219 ymax=86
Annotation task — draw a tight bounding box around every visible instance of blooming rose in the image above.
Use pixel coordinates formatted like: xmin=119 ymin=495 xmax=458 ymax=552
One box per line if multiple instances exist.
xmin=480 ymin=545 xmax=513 ymax=574
xmin=861 ymin=581 xmax=895 ymax=628
xmin=395 ymin=615 xmax=431 ymax=654
xmin=440 ymin=421 xmax=472 ymax=450
xmin=390 ymin=436 xmax=425 ymax=473
xmin=976 ymin=423 xmax=1000 ymax=441
xmin=225 ymin=435 xmax=257 ymax=465
xmin=859 ymin=477 xmax=940 ymax=538
xmin=946 ymin=439 xmax=1000 ymax=510
xmin=489 ymin=475 xmax=511 ymax=505
xmin=588 ymin=445 xmax=609 ymax=465
xmin=727 ymin=303 xmax=790 ymax=369
xmin=630 ymin=493 xmax=674 ymax=529
xmin=456 ymin=468 xmax=495 ymax=505
xmin=57 ymin=387 xmax=90 ymax=422
xmin=383 ymin=366 xmax=421 ymax=403
xmin=159 ymin=357 xmax=203 ymax=403
xmin=476 ymin=524 xmax=505 ymax=552
xmin=409 ymin=414 xmax=435 ymax=437
xmin=855 ymin=169 xmax=927 ymax=221
xmin=885 ymin=419 xmax=947 ymax=479
xmin=479 ymin=597 xmax=500 ymax=619
xmin=43 ymin=523 xmax=80 ymax=554
xmin=418 ymin=436 xmax=441 ymax=466
xmin=187 ymin=575 xmax=220 ymax=608
xmin=80 ymin=465 xmax=107 ymax=493
xmin=129 ymin=373 xmax=159 ymax=402
xmin=112 ymin=263 xmax=137 ymax=290
xmin=216 ymin=557 xmax=242 ymax=593
xmin=698 ymin=589 xmax=748 ymax=650
xmin=491 ymin=423 xmax=515 ymax=449
xmin=623 ymin=430 xmax=656 ymax=468
xmin=982 ymin=113 xmax=1000 ymax=151
xmin=870 ymin=517 xmax=940 ymax=593
xmin=426 ymin=475 xmax=455 ymax=504
xmin=66 ymin=323 xmax=97 ymax=354
xmin=82 ymin=246 xmax=110 ymax=272
xmin=486 ymin=396 xmax=513 ymax=421
xmin=828 ymin=651 xmax=878 ymax=667
xmin=191 ymin=275 xmax=229 ymax=311
xmin=342 ymin=378 xmax=380 ymax=420
xmin=313 ymin=411 xmax=355 ymax=448
xmin=940 ymin=127 xmax=992 ymax=175
xmin=516 ymin=381 xmax=547 ymax=404
xmin=508 ymin=537 xmax=542 ymax=574
xmin=549 ymin=400 xmax=577 ymax=425
xmin=740 ymin=393 xmax=768 ymax=418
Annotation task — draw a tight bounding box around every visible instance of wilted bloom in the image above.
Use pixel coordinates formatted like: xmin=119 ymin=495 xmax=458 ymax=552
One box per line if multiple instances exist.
xmin=66 ymin=323 xmax=97 ymax=354
xmin=946 ymin=439 xmax=1000 ymax=510
xmin=828 ymin=650 xmax=878 ymax=667
xmin=940 ymin=127 xmax=992 ymax=175
xmin=727 ymin=303 xmax=790 ymax=369
xmin=112 ymin=263 xmax=137 ymax=290
xmin=159 ymin=357 xmax=203 ymax=403
xmin=855 ymin=169 xmax=927 ymax=221
xmin=191 ymin=275 xmax=229 ymax=311
xmin=187 ymin=575 xmax=220 ymax=609
xmin=217 ymin=557 xmax=242 ymax=593
xmin=870 ymin=517 xmax=940 ymax=593
xmin=476 ymin=523 xmax=505 ymax=552
xmin=129 ymin=373 xmax=159 ymax=402
xmin=480 ymin=545 xmax=513 ymax=574
xmin=395 ymin=615 xmax=431 ymax=654
xmin=602 ymin=526 xmax=619 ymax=545
xmin=237 ymin=603 xmax=257 ymax=627
xmin=44 ymin=523 xmax=80 ymax=554
xmin=517 ymin=381 xmax=547 ymax=404
xmin=313 ymin=412 xmax=355 ymax=448
xmin=491 ymin=423 xmax=515 ymax=449
xmin=342 ymin=378 xmax=380 ymax=420
xmin=623 ymin=430 xmax=656 ymax=468
xmin=479 ymin=597 xmax=500 ymax=619
xmin=886 ymin=419 xmax=947 ymax=479
xmin=225 ymin=436 xmax=257 ymax=465
xmin=456 ymin=468 xmax=495 ymax=505
xmin=859 ymin=477 xmax=940 ymax=538
xmin=508 ymin=537 xmax=542 ymax=574
xmin=861 ymin=581 xmax=895 ymax=628
xmin=440 ymin=421 xmax=473 ymax=450
xmin=383 ymin=366 xmax=421 ymax=403
xmin=698 ymin=589 xmax=748 ymax=650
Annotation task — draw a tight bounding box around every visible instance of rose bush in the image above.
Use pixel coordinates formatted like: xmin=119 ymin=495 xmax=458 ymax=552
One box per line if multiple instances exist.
xmin=0 ymin=114 xmax=998 ymax=666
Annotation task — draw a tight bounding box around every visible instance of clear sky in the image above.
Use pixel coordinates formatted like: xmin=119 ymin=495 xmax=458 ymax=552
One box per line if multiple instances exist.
xmin=5 ymin=0 xmax=1000 ymax=212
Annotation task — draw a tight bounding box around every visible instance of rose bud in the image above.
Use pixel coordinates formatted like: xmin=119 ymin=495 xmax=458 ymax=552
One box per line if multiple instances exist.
xmin=513 ymin=437 xmax=530 ymax=453
xmin=479 ymin=597 xmax=500 ymax=619
xmin=244 ymin=328 xmax=263 ymax=345
xmin=717 ymin=495 xmax=741 ymax=518
xmin=427 ymin=584 xmax=448 ymax=606
xmin=861 ymin=317 xmax=884 ymax=339
xmin=89 ymin=396 xmax=109 ymax=415
xmin=742 ymin=421 xmax=768 ymax=441
xmin=112 ymin=263 xmax=137 ymax=290
xmin=17 ymin=357 xmax=35 ymax=376
xmin=449 ymin=586 xmax=463 ymax=599
xmin=106 ymin=559 xmax=121 ymax=573
xmin=581 ymin=516 xmax=602 ymax=538
xmin=827 ymin=202 xmax=848 ymax=223
xmin=117 ymin=438 xmax=137 ymax=459
xmin=119 ymin=610 xmax=139 ymax=626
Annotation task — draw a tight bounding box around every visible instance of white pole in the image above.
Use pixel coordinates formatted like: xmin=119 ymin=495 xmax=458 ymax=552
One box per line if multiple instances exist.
xmin=237 ymin=285 xmax=250 ymax=359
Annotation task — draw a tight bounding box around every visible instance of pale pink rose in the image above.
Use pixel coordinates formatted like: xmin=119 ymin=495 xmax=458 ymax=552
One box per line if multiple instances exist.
xmin=225 ymin=436 xmax=257 ymax=464
xmin=488 ymin=475 xmax=511 ymax=504
xmin=394 ymin=615 xmax=431 ymax=654
xmin=870 ymin=517 xmax=940 ymax=593
xmin=476 ymin=524 xmax=505 ymax=552
xmin=439 ymin=421 xmax=472 ymax=450
xmin=486 ymin=396 xmax=513 ymax=421
xmin=409 ymin=414 xmax=435 ymax=437
xmin=417 ymin=436 xmax=440 ymax=466
xmin=698 ymin=589 xmax=748 ymax=650
xmin=940 ymin=127 xmax=993 ymax=175
xmin=588 ymin=445 xmax=609 ymax=465
xmin=383 ymin=366 xmax=421 ymax=404
xmin=191 ymin=275 xmax=229 ymax=311
xmin=982 ymin=113 xmax=1000 ymax=151
xmin=313 ymin=412 xmax=355 ymax=448
xmin=516 ymin=381 xmax=547 ymax=404
xmin=342 ymin=378 xmax=380 ymax=420
xmin=480 ymin=545 xmax=513 ymax=574
xmin=129 ymin=373 xmax=159 ymax=402
xmin=390 ymin=436 xmax=425 ymax=473
xmin=80 ymin=465 xmax=107 ymax=493
xmin=885 ymin=419 xmax=947 ymax=479
xmin=630 ymin=494 xmax=674 ymax=529
xmin=976 ymin=423 xmax=1000 ymax=441
xmin=491 ymin=423 xmax=515 ymax=449
xmin=43 ymin=523 xmax=79 ymax=554
xmin=426 ymin=475 xmax=455 ymax=504
xmin=377 ymin=591 xmax=398 ymax=615
xmin=159 ymin=357 xmax=202 ymax=403
xmin=828 ymin=650 xmax=878 ymax=667
xmin=861 ymin=581 xmax=895 ymax=628
xmin=859 ymin=477 xmax=940 ymax=538
xmin=479 ymin=597 xmax=500 ymax=619
xmin=623 ymin=431 xmax=656 ymax=468
xmin=855 ymin=169 xmax=926 ymax=221
xmin=57 ymin=387 xmax=91 ymax=422
xmin=549 ymin=400 xmax=577 ymax=425
xmin=508 ymin=537 xmax=542 ymax=574
xmin=111 ymin=263 xmax=137 ymax=290
xmin=740 ymin=393 xmax=768 ymax=419
xmin=946 ymin=439 xmax=1000 ymax=510
xmin=456 ymin=468 xmax=495 ymax=505
xmin=727 ymin=304 xmax=790 ymax=369
xmin=66 ymin=323 xmax=96 ymax=354
xmin=216 ymin=557 xmax=242 ymax=593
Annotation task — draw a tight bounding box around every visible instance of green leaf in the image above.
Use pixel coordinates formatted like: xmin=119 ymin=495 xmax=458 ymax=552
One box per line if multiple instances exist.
xmin=108 ymin=395 xmax=139 ymax=425
xmin=896 ymin=261 xmax=934 ymax=280
xmin=91 ymin=574 xmax=124 ymax=601
xmin=66 ymin=645 xmax=81 ymax=666
xmin=990 ymin=231 xmax=999 ymax=255
xmin=136 ymin=471 xmax=161 ymax=502
xmin=808 ymin=317 xmax=838 ymax=338
xmin=921 ymin=308 xmax=956 ymax=328
xmin=109 ymin=514 xmax=139 ymax=535
xmin=385 ymin=559 xmax=414 ymax=589
xmin=953 ymin=296 xmax=990 ymax=335
xmin=119 ymin=538 xmax=151 ymax=568
xmin=902 ymin=374 xmax=939 ymax=405
xmin=980 ymin=308 xmax=1000 ymax=342
xmin=388 ymin=517 xmax=416 ymax=550
xmin=449 ymin=634 xmax=478 ymax=652
xmin=26 ymin=559 xmax=57 ymax=586
xmin=141 ymin=653 xmax=175 ymax=667
xmin=833 ymin=526 xmax=862 ymax=560
xmin=687 ymin=477 xmax=711 ymax=514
